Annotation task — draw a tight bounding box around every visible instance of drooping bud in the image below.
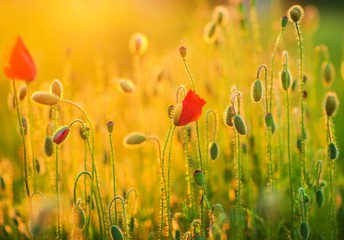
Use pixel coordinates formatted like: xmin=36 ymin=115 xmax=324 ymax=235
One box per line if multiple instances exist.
xmin=321 ymin=61 xmax=335 ymax=87
xmin=209 ymin=142 xmax=220 ymax=161
xmin=79 ymin=126 xmax=90 ymax=140
xmin=45 ymin=136 xmax=54 ymax=156
xmin=224 ymin=105 xmax=235 ymax=127
xmin=32 ymin=91 xmax=59 ymax=106
xmin=22 ymin=117 xmax=28 ymax=136
xmin=110 ymin=225 xmax=124 ymax=240
xmin=328 ymin=142 xmax=339 ymax=160
xmin=316 ymin=189 xmax=324 ymax=208
xmin=234 ymin=115 xmax=247 ymax=135
xmin=119 ymin=79 xmax=136 ymax=93
xmin=251 ymin=79 xmax=263 ymax=102
xmin=299 ymin=221 xmax=309 ymax=240
xmin=123 ymin=132 xmax=146 ymax=146
xmin=324 ymin=92 xmax=339 ymax=117
xmin=18 ymin=85 xmax=27 ymax=101
xmin=280 ymin=68 xmax=291 ymax=91
xmin=265 ymin=113 xmax=276 ymax=134
xmin=53 ymin=126 xmax=70 ymax=145
xmin=50 ymin=79 xmax=63 ymax=98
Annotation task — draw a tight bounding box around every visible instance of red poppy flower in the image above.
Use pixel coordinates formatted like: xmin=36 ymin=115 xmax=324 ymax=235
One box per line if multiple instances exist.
xmin=3 ymin=36 xmax=36 ymax=82
xmin=174 ymin=90 xmax=206 ymax=126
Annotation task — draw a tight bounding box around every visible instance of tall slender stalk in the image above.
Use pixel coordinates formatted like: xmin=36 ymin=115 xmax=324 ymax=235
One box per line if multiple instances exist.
xmin=12 ymin=80 xmax=32 ymax=214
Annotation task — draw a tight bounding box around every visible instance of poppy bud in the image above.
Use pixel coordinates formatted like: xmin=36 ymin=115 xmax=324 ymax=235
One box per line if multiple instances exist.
xmin=53 ymin=126 xmax=70 ymax=145
xmin=193 ymin=169 xmax=205 ymax=187
xmin=111 ymin=225 xmax=124 ymax=240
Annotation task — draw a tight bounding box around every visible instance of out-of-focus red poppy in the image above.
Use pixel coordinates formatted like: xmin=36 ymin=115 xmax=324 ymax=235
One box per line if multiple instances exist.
xmin=174 ymin=90 xmax=206 ymax=126
xmin=3 ymin=36 xmax=36 ymax=82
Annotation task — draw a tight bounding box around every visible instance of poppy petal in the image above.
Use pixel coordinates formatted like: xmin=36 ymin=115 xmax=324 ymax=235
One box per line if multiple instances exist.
xmin=3 ymin=36 xmax=36 ymax=81
xmin=177 ymin=90 xmax=206 ymax=126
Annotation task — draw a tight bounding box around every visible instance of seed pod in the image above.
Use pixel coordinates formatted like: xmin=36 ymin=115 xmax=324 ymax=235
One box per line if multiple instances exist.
xmin=22 ymin=117 xmax=28 ymax=136
xmin=53 ymin=126 xmax=70 ymax=145
xmin=73 ymin=205 xmax=86 ymax=231
xmin=289 ymin=5 xmax=304 ymax=23
xmin=281 ymin=16 xmax=288 ymax=28
xmin=45 ymin=136 xmax=54 ymax=156
xmin=110 ymin=225 xmax=124 ymax=240
xmin=0 ymin=176 xmax=5 ymax=190
xmin=321 ymin=61 xmax=335 ymax=87
xmin=32 ymin=91 xmax=59 ymax=106
xmin=251 ymin=79 xmax=263 ymax=102
xmin=79 ymin=126 xmax=90 ymax=140
xmin=179 ymin=46 xmax=187 ymax=58
xmin=129 ymin=217 xmax=135 ymax=233
xmin=107 ymin=121 xmax=114 ymax=133
xmin=129 ymin=32 xmax=148 ymax=56
xmin=119 ymin=79 xmax=136 ymax=93
xmin=265 ymin=113 xmax=275 ymax=134
xmin=35 ymin=158 xmax=40 ymax=174
xmin=193 ymin=169 xmax=205 ymax=187
xmin=328 ymin=142 xmax=339 ymax=160
xmin=299 ymin=221 xmax=309 ymax=240
xmin=280 ymin=68 xmax=291 ymax=91
xmin=124 ymin=132 xmax=146 ymax=146
xmin=50 ymin=79 xmax=63 ymax=98
xmin=209 ymin=142 xmax=220 ymax=161
xmin=324 ymin=92 xmax=339 ymax=117
xmin=316 ymin=189 xmax=324 ymax=208
xmin=18 ymin=85 xmax=27 ymax=101
xmin=234 ymin=115 xmax=247 ymax=135
xmin=224 ymin=105 xmax=235 ymax=127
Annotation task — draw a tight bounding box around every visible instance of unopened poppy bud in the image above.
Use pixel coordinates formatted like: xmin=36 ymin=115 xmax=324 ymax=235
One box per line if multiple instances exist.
xmin=299 ymin=221 xmax=309 ymax=240
xmin=179 ymin=46 xmax=187 ymax=58
xmin=281 ymin=16 xmax=288 ymax=28
xmin=124 ymin=132 xmax=146 ymax=146
xmin=328 ymin=142 xmax=339 ymax=160
xmin=324 ymin=92 xmax=339 ymax=117
xmin=288 ymin=5 xmax=304 ymax=23
xmin=316 ymin=189 xmax=324 ymax=208
xmin=19 ymin=85 xmax=27 ymax=101
xmin=280 ymin=68 xmax=291 ymax=91
xmin=50 ymin=79 xmax=63 ymax=98
xmin=32 ymin=91 xmax=59 ymax=106
xmin=45 ymin=136 xmax=54 ymax=156
xmin=193 ymin=169 xmax=205 ymax=187
xmin=107 ymin=121 xmax=114 ymax=133
xmin=111 ymin=225 xmax=124 ymax=240
xmin=209 ymin=142 xmax=220 ymax=160
xmin=234 ymin=115 xmax=247 ymax=135
xmin=53 ymin=126 xmax=70 ymax=145
xmin=79 ymin=126 xmax=90 ymax=140
xmin=129 ymin=33 xmax=148 ymax=56
xmin=321 ymin=61 xmax=335 ymax=87
xmin=265 ymin=113 xmax=276 ymax=134
xmin=119 ymin=79 xmax=136 ymax=93
xmin=73 ymin=205 xmax=86 ymax=231
xmin=224 ymin=105 xmax=235 ymax=127
xmin=251 ymin=79 xmax=263 ymax=102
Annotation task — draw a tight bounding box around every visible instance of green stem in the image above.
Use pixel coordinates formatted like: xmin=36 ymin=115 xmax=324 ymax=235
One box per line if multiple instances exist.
xmin=295 ymin=22 xmax=306 ymax=185
xmin=12 ymin=80 xmax=31 ymax=210
xmin=60 ymin=100 xmax=106 ymax=238
xmin=26 ymin=84 xmax=37 ymax=192
xmin=53 ymin=106 xmax=61 ymax=240
xmin=236 ymin=131 xmax=242 ymax=240
xmin=109 ymin=132 xmax=116 ymax=198
xmin=167 ymin=126 xmax=176 ymax=239
xmin=109 ymin=196 xmax=129 ymax=240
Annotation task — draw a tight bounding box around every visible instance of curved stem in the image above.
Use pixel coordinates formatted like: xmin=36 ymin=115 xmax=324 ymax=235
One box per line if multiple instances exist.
xmin=73 ymin=171 xmax=92 ymax=204
xmin=108 ymin=196 xmax=129 ymax=240
xmin=257 ymin=64 xmax=268 ymax=112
